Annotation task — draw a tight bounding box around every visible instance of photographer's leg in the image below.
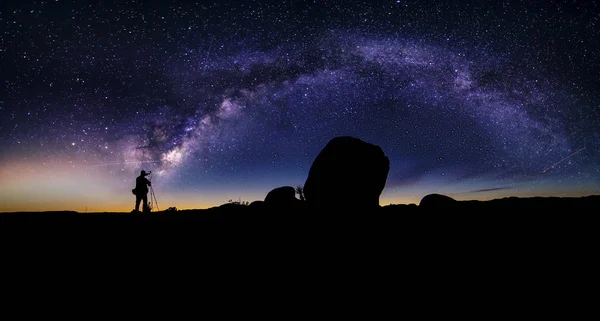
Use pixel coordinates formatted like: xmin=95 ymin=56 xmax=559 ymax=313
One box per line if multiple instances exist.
xmin=135 ymin=195 xmax=141 ymax=212
xmin=142 ymin=193 xmax=149 ymax=212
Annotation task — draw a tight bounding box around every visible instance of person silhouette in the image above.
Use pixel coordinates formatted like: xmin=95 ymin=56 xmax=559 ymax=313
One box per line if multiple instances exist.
xmin=133 ymin=170 xmax=152 ymax=213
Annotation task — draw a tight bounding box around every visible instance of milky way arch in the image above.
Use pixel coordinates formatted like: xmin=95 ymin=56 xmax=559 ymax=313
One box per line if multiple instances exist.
xmin=112 ymin=31 xmax=572 ymax=185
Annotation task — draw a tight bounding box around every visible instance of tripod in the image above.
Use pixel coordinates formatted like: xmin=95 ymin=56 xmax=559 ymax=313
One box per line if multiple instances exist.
xmin=148 ymin=185 xmax=159 ymax=212
xmin=146 ymin=173 xmax=160 ymax=212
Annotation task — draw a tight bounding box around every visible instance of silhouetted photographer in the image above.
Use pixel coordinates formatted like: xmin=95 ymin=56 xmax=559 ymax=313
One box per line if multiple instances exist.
xmin=132 ymin=170 xmax=152 ymax=213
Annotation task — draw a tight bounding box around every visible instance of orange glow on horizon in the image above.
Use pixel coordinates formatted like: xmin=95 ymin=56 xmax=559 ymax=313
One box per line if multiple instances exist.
xmin=1 ymin=158 xmax=598 ymax=213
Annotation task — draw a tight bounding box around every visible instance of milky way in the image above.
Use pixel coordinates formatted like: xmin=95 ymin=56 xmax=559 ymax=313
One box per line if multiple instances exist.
xmin=1 ymin=1 xmax=598 ymax=210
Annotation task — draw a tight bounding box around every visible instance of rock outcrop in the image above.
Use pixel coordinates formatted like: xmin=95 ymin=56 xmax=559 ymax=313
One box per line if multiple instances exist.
xmin=264 ymin=186 xmax=301 ymax=210
xmin=419 ymin=193 xmax=458 ymax=209
xmin=304 ymin=136 xmax=389 ymax=210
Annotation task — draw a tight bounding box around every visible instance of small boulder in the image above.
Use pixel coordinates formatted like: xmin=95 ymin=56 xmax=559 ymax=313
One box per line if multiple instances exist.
xmin=264 ymin=186 xmax=301 ymax=210
xmin=248 ymin=200 xmax=265 ymax=210
xmin=419 ymin=194 xmax=458 ymax=208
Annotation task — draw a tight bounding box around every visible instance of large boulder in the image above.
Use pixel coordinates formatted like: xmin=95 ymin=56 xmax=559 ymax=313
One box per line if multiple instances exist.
xmin=303 ymin=136 xmax=389 ymax=211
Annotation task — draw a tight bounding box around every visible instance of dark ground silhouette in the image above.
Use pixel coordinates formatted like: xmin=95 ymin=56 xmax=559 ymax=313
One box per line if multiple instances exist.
xmin=1 ymin=137 xmax=594 ymax=317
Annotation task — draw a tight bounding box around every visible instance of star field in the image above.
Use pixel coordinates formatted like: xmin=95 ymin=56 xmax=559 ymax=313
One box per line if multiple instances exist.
xmin=1 ymin=1 xmax=598 ymax=211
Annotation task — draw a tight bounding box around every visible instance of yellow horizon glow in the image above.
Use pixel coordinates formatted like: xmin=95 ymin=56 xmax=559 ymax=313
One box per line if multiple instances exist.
xmin=0 ymin=158 xmax=267 ymax=212
xmin=1 ymin=158 xmax=597 ymax=213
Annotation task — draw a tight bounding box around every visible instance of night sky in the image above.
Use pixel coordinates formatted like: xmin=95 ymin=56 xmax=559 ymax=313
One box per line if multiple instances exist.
xmin=1 ymin=0 xmax=599 ymax=212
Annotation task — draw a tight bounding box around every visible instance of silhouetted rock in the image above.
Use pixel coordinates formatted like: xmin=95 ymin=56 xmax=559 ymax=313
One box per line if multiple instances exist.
xmin=264 ymin=186 xmax=302 ymax=210
xmin=304 ymin=136 xmax=389 ymax=211
xmin=419 ymin=194 xmax=458 ymax=208
xmin=248 ymin=200 xmax=265 ymax=211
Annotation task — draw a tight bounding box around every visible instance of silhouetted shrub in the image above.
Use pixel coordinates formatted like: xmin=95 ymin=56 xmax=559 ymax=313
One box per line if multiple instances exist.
xmin=295 ymin=185 xmax=305 ymax=201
